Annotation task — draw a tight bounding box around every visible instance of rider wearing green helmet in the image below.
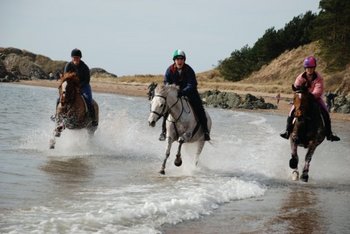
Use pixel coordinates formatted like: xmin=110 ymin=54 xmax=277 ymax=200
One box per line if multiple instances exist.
xmin=172 ymin=49 xmax=186 ymax=60
xmin=160 ymin=49 xmax=210 ymax=141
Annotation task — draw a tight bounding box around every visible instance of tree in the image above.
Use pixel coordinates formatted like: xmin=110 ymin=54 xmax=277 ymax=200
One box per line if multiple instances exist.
xmin=314 ymin=0 xmax=350 ymax=70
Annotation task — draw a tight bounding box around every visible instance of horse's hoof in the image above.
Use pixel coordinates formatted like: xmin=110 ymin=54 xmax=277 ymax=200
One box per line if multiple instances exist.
xmin=49 ymin=139 xmax=55 ymax=149
xmin=292 ymin=170 xmax=299 ymax=181
xmin=159 ymin=170 xmax=165 ymax=175
xmin=301 ymin=173 xmax=309 ymax=182
xmin=174 ymin=158 xmax=182 ymax=167
xmin=289 ymin=157 xmax=298 ymax=169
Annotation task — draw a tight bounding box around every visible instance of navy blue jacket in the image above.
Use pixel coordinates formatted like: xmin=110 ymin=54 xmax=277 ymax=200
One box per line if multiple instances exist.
xmin=164 ymin=63 xmax=197 ymax=96
xmin=64 ymin=60 xmax=90 ymax=86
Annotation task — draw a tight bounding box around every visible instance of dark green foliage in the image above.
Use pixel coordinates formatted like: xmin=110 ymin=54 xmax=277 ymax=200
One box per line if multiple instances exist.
xmin=218 ymin=12 xmax=317 ymax=81
xmin=218 ymin=45 xmax=256 ymax=81
xmin=313 ymin=0 xmax=350 ymax=70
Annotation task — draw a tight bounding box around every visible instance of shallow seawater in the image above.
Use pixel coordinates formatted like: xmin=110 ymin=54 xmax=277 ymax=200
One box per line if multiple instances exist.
xmin=1 ymin=83 xmax=349 ymax=233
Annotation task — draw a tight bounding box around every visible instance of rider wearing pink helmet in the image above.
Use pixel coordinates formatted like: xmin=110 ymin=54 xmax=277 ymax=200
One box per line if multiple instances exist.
xmin=280 ymin=56 xmax=340 ymax=141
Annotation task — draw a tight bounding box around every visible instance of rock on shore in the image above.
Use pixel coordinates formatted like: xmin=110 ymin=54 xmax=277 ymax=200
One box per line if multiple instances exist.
xmin=201 ymin=90 xmax=277 ymax=110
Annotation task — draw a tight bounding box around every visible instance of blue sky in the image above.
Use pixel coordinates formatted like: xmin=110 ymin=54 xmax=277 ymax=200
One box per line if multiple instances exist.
xmin=1 ymin=0 xmax=320 ymax=76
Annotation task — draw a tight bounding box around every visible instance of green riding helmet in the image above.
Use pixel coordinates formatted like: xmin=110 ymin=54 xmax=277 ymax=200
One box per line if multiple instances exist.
xmin=172 ymin=49 xmax=186 ymax=61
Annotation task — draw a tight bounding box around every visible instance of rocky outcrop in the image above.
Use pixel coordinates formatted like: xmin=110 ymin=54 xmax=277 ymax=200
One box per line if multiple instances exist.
xmin=332 ymin=95 xmax=350 ymax=113
xmin=0 ymin=47 xmax=117 ymax=82
xmin=90 ymin=68 xmax=117 ymax=78
xmin=0 ymin=47 xmax=66 ymax=81
xmin=201 ymin=90 xmax=277 ymax=110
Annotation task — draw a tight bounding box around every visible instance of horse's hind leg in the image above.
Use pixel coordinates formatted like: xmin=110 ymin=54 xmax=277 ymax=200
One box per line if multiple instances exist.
xmin=194 ymin=141 xmax=205 ymax=166
xmin=301 ymin=144 xmax=317 ymax=182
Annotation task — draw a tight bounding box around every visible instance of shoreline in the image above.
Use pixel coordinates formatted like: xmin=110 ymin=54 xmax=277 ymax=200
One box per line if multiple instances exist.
xmin=14 ymin=79 xmax=350 ymax=122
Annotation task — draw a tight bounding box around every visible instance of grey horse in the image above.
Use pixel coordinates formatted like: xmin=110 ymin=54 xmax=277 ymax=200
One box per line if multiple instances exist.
xmin=148 ymin=84 xmax=212 ymax=175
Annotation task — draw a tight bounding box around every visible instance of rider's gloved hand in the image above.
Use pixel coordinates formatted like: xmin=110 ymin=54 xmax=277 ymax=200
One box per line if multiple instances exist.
xmin=177 ymin=90 xmax=184 ymax=98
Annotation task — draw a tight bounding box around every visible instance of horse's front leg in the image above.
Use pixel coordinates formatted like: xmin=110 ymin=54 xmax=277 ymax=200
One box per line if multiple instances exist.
xmin=300 ymin=142 xmax=317 ymax=182
xmin=290 ymin=139 xmax=299 ymax=180
xmin=160 ymin=137 xmax=174 ymax=175
xmin=49 ymin=130 xmax=56 ymax=149
xmin=49 ymin=117 xmax=65 ymax=149
xmin=174 ymin=138 xmax=184 ymax=167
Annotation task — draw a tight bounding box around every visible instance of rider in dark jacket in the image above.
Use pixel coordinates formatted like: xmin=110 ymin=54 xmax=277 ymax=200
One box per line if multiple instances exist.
xmin=159 ymin=49 xmax=210 ymax=141
xmin=63 ymin=48 xmax=97 ymax=126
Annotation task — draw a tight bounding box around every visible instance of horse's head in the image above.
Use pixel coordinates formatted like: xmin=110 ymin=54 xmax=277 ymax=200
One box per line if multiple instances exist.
xmin=292 ymin=84 xmax=313 ymax=118
xmin=291 ymin=84 xmax=318 ymax=145
xmin=148 ymin=84 xmax=179 ymax=127
xmin=58 ymin=72 xmax=80 ymax=107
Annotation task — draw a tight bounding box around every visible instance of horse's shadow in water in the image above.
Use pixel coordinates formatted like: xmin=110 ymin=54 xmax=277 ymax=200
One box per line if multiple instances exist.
xmin=49 ymin=72 xmax=99 ymax=149
xmin=288 ymin=85 xmax=325 ymax=182
xmin=148 ymin=84 xmax=212 ymax=175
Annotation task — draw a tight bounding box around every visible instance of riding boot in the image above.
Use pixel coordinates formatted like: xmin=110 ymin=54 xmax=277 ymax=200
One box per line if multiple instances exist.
xmin=159 ymin=114 xmax=167 ymax=141
xmin=88 ymin=102 xmax=98 ymax=127
xmin=280 ymin=115 xmax=293 ymax=139
xmin=199 ymin=113 xmax=210 ymax=141
xmin=321 ymin=108 xmax=340 ymax=141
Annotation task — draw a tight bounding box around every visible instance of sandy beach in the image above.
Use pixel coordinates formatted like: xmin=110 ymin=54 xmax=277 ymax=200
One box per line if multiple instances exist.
xmin=16 ymin=79 xmax=350 ymax=122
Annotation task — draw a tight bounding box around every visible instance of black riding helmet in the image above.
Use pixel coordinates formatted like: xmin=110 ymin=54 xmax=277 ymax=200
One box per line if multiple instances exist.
xmin=71 ymin=48 xmax=82 ymax=58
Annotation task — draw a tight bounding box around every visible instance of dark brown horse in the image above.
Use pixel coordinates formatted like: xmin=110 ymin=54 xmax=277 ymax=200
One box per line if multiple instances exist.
xmin=289 ymin=85 xmax=325 ymax=182
xmin=49 ymin=72 xmax=99 ymax=149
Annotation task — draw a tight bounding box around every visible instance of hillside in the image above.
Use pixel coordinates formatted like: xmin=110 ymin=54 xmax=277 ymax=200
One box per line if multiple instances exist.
xmin=237 ymin=42 xmax=350 ymax=95
xmin=1 ymin=44 xmax=349 ymax=96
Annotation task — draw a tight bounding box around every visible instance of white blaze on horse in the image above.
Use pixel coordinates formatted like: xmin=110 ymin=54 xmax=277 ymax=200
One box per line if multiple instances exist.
xmin=148 ymin=84 xmax=212 ymax=175
xmin=289 ymin=85 xmax=325 ymax=182
xmin=49 ymin=72 xmax=99 ymax=149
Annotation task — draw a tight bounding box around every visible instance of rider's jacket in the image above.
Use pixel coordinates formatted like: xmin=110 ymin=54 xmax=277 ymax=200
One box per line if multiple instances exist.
xmin=293 ymin=71 xmax=327 ymax=111
xmin=294 ymin=71 xmax=324 ymax=99
xmin=64 ymin=60 xmax=90 ymax=87
xmin=164 ymin=63 xmax=197 ymax=96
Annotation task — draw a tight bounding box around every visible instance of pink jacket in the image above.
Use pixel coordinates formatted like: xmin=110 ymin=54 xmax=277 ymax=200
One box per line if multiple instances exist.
xmin=290 ymin=71 xmax=327 ymax=114
xmin=294 ymin=71 xmax=324 ymax=99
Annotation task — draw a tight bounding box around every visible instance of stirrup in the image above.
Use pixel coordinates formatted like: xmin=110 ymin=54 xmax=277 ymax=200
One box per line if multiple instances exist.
xmin=159 ymin=132 xmax=166 ymax=141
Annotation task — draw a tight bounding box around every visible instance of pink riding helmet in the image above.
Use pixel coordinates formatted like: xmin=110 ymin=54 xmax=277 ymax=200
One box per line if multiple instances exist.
xmin=303 ymin=56 xmax=317 ymax=68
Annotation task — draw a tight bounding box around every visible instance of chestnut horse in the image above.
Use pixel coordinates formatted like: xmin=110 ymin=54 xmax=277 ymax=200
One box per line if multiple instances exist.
xmin=289 ymin=85 xmax=325 ymax=182
xmin=49 ymin=72 xmax=99 ymax=149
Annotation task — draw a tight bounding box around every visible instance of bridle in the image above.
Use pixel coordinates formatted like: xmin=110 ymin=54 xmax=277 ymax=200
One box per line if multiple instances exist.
xmin=150 ymin=94 xmax=168 ymax=121
xmin=150 ymin=93 xmax=190 ymax=122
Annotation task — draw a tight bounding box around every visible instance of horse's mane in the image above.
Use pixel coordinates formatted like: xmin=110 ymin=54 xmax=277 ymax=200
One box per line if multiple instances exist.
xmin=155 ymin=84 xmax=178 ymax=96
xmin=59 ymin=72 xmax=80 ymax=88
